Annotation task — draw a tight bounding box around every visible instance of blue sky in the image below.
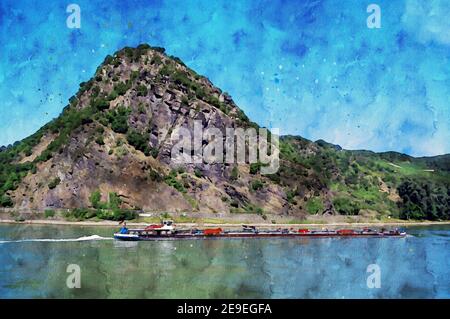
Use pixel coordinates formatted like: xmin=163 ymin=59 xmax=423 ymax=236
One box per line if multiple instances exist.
xmin=0 ymin=0 xmax=449 ymax=156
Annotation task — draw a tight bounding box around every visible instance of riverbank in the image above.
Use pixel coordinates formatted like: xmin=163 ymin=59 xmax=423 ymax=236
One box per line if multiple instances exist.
xmin=1 ymin=218 xmax=449 ymax=229
xmin=3 ymin=208 xmax=450 ymax=228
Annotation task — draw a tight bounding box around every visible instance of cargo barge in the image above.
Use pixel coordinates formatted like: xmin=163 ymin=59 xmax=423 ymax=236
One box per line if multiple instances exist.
xmin=113 ymin=220 xmax=407 ymax=241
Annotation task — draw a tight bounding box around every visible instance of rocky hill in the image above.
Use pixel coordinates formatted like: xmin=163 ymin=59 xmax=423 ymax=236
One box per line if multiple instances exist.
xmin=1 ymin=44 xmax=449 ymax=221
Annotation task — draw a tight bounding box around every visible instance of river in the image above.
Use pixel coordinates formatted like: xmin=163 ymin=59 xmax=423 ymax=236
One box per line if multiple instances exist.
xmin=0 ymin=224 xmax=448 ymax=298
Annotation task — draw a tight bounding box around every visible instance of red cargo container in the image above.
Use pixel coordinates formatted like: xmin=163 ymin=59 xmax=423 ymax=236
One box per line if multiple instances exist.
xmin=203 ymin=228 xmax=223 ymax=236
xmin=337 ymin=229 xmax=355 ymax=235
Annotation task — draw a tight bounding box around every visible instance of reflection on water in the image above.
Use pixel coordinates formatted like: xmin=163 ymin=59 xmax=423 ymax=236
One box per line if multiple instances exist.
xmin=0 ymin=224 xmax=449 ymax=298
xmin=113 ymin=240 xmax=139 ymax=249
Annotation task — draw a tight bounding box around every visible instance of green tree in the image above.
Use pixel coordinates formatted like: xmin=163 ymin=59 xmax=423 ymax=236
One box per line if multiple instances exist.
xmin=306 ymin=197 xmax=324 ymax=214
xmin=333 ymin=197 xmax=360 ymax=215
xmin=126 ymin=130 xmax=150 ymax=155
xmin=48 ymin=177 xmax=61 ymax=190
xmin=0 ymin=195 xmax=13 ymax=207
xmin=250 ymin=180 xmax=263 ymax=191
xmin=89 ymin=190 xmax=102 ymax=209
xmin=230 ymin=166 xmax=239 ymax=181
xmin=109 ymin=192 xmax=122 ymax=209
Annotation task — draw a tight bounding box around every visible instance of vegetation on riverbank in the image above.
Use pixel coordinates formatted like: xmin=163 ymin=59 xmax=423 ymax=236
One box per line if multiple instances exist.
xmin=2 ymin=211 xmax=450 ymax=228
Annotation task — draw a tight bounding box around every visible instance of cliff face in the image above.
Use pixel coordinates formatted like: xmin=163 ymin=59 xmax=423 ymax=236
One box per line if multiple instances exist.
xmin=1 ymin=44 xmax=449 ymax=220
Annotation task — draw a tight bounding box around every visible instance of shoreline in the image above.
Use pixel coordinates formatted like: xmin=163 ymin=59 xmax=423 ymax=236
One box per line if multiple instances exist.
xmin=1 ymin=219 xmax=449 ymax=228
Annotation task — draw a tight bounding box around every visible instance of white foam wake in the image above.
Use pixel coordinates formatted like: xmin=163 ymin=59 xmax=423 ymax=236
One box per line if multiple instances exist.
xmin=0 ymin=235 xmax=113 ymax=244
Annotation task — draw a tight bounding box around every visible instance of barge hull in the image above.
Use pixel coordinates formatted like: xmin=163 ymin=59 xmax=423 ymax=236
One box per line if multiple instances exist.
xmin=114 ymin=233 xmax=406 ymax=241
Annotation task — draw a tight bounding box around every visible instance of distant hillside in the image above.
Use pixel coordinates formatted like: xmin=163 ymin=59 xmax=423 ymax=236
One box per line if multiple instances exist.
xmin=1 ymin=44 xmax=449 ymax=221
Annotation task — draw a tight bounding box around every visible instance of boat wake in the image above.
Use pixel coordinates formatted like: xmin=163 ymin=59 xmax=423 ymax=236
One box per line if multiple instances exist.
xmin=0 ymin=235 xmax=113 ymax=244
